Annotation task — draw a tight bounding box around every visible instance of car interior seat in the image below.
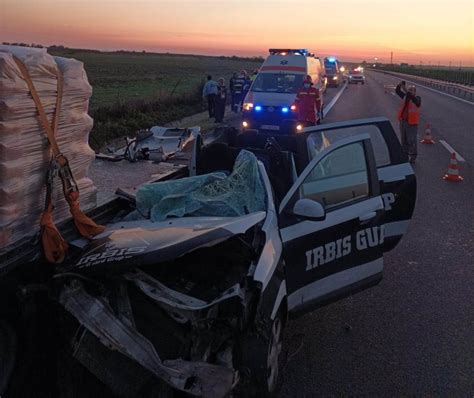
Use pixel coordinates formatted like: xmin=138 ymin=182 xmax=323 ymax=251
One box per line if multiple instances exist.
xmin=197 ymin=142 xmax=240 ymax=175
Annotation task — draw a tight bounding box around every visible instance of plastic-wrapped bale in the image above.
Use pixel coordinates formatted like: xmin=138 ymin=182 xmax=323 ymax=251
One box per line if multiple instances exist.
xmin=0 ymin=45 xmax=97 ymax=249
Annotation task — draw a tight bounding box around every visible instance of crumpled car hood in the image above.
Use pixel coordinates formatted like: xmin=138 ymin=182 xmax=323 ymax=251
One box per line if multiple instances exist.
xmin=66 ymin=211 xmax=266 ymax=275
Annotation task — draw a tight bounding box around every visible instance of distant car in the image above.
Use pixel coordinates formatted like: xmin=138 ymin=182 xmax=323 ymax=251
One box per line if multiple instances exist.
xmin=349 ymin=69 xmax=365 ymax=84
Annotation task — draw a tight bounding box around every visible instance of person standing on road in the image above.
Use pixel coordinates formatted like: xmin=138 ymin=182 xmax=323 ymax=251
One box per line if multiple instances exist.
xmin=396 ymin=81 xmax=422 ymax=163
xmin=232 ymin=70 xmax=251 ymax=112
xmin=202 ymin=75 xmax=218 ymax=118
xmin=229 ymin=72 xmax=238 ymax=113
xmin=215 ymin=78 xmax=227 ymax=123
xmin=241 ymin=70 xmax=252 ymax=109
xmin=295 ymin=75 xmax=322 ymax=126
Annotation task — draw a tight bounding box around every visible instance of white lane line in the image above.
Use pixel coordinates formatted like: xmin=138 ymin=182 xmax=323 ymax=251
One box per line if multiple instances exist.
xmin=439 ymin=140 xmax=466 ymax=162
xmin=324 ymin=81 xmax=348 ymax=116
xmin=394 ymin=76 xmax=474 ymax=106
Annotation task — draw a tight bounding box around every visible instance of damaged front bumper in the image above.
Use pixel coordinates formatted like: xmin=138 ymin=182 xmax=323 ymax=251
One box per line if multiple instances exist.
xmin=60 ymin=281 xmax=238 ymax=398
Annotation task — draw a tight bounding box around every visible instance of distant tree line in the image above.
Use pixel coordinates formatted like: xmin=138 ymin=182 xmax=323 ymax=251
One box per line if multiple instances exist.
xmin=1 ymin=42 xmax=264 ymax=62
xmin=2 ymin=42 xmax=45 ymax=48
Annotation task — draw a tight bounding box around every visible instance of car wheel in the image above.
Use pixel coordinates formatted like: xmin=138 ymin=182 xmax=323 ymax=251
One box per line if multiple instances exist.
xmin=362 ymin=81 xmax=365 ymax=85
xmin=0 ymin=321 xmax=17 ymax=395
xmin=239 ymin=310 xmax=285 ymax=397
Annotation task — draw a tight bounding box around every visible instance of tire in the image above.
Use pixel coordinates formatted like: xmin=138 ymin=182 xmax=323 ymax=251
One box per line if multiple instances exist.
xmin=362 ymin=81 xmax=365 ymax=85
xmin=238 ymin=310 xmax=285 ymax=397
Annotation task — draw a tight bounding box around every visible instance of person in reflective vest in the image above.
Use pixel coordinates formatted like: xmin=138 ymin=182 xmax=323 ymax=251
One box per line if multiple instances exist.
xmin=232 ymin=70 xmax=251 ymax=112
xmin=250 ymin=69 xmax=258 ymax=82
xmin=295 ymin=75 xmax=322 ymax=125
xmin=396 ymin=81 xmax=421 ymax=163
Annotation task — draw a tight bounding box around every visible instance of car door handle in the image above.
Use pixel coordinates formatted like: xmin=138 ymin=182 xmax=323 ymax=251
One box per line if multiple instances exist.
xmin=359 ymin=211 xmax=376 ymax=223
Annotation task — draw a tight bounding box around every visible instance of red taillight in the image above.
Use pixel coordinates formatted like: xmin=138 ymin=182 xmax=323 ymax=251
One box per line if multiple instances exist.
xmin=290 ymin=104 xmax=297 ymax=111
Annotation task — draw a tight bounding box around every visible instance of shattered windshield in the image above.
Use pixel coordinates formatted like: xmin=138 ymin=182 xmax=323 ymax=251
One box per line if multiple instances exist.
xmin=136 ymin=150 xmax=266 ymax=221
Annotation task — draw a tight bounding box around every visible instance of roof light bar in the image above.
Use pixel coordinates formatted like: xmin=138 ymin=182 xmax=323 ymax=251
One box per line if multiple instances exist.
xmin=269 ymin=49 xmax=309 ymax=56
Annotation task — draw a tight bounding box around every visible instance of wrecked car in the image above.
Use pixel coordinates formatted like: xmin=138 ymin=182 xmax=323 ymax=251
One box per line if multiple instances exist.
xmin=0 ymin=117 xmax=416 ymax=397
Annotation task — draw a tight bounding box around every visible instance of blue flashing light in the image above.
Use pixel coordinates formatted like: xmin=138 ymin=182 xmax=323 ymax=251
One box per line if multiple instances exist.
xmin=255 ymin=105 xmax=262 ymax=111
xmin=282 ymin=107 xmax=289 ymax=113
xmin=328 ymin=57 xmax=336 ymax=62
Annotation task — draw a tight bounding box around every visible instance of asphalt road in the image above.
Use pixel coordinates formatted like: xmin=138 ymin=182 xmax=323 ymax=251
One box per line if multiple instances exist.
xmin=277 ymin=72 xmax=474 ymax=396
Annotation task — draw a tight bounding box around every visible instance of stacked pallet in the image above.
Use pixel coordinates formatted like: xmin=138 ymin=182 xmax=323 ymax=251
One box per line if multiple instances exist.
xmin=0 ymin=45 xmax=97 ymax=249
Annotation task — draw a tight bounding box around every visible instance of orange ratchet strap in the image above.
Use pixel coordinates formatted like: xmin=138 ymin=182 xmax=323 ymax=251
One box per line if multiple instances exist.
xmin=13 ymin=56 xmax=105 ymax=263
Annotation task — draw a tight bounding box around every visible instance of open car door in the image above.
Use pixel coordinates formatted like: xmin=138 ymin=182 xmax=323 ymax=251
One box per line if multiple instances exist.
xmin=297 ymin=117 xmax=416 ymax=252
xmin=279 ymin=134 xmax=385 ymax=316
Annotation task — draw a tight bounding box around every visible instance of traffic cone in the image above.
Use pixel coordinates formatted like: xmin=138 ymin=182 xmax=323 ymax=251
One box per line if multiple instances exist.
xmin=420 ymin=123 xmax=435 ymax=144
xmin=443 ymin=152 xmax=463 ymax=182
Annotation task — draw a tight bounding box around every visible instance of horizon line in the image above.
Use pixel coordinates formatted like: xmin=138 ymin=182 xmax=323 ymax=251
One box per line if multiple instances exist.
xmin=2 ymin=42 xmax=473 ymax=68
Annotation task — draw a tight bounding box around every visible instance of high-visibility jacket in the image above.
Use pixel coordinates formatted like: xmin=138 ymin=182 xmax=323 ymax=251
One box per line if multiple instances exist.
xmin=397 ymin=99 xmax=420 ymax=125
xmin=233 ymin=76 xmax=251 ymax=94
xmin=295 ymin=86 xmax=322 ymax=124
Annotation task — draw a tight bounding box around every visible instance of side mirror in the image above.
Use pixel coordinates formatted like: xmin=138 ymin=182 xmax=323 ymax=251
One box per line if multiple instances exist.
xmin=292 ymin=198 xmax=326 ymax=221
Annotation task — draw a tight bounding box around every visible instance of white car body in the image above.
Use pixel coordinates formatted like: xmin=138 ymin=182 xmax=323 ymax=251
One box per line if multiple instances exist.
xmin=349 ymin=70 xmax=366 ymax=84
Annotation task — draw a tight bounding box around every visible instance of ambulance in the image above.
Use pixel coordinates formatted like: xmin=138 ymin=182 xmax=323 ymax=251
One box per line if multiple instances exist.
xmin=324 ymin=56 xmax=344 ymax=87
xmin=242 ymin=49 xmax=326 ymax=135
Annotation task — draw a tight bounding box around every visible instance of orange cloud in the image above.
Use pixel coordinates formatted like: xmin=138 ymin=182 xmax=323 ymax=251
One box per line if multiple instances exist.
xmin=1 ymin=0 xmax=472 ymax=65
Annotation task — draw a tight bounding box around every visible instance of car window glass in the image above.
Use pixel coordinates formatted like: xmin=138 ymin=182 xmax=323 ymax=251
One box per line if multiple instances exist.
xmin=307 ymin=125 xmax=390 ymax=167
xmin=251 ymin=73 xmax=304 ymax=94
xmin=300 ymin=142 xmax=369 ymax=209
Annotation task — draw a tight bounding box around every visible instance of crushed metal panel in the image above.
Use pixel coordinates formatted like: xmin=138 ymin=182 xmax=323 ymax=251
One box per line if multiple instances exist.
xmin=125 ymin=270 xmax=244 ymax=320
xmin=60 ymin=281 xmax=236 ymax=397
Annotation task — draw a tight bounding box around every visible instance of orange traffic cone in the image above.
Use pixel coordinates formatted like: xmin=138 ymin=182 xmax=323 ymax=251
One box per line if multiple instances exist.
xmin=420 ymin=123 xmax=435 ymax=144
xmin=443 ymin=152 xmax=463 ymax=182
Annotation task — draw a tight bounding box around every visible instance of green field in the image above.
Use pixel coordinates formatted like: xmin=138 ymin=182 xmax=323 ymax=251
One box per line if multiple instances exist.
xmin=47 ymin=48 xmax=262 ymax=149
xmin=49 ymin=48 xmax=262 ymax=109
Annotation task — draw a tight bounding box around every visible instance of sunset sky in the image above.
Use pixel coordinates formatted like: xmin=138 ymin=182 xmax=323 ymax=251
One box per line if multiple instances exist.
xmin=1 ymin=0 xmax=473 ymax=65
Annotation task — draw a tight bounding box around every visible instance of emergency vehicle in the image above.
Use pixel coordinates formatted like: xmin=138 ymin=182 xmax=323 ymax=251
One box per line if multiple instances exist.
xmin=242 ymin=49 xmax=326 ymax=135
xmin=324 ymin=57 xmax=344 ymax=87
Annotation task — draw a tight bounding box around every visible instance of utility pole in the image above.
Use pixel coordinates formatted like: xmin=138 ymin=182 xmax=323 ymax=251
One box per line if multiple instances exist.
xmin=390 ymin=51 xmax=393 ymax=65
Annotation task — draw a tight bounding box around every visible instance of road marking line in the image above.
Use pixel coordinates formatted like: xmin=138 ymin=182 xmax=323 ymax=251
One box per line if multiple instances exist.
xmin=324 ymin=81 xmax=348 ymax=116
xmin=439 ymin=140 xmax=466 ymax=162
xmin=395 ymin=77 xmax=474 ymax=106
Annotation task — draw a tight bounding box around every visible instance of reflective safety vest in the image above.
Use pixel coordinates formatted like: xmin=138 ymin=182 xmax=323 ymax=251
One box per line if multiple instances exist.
xmin=233 ymin=76 xmax=251 ymax=94
xmin=398 ymin=100 xmax=420 ymax=125
xmin=295 ymin=87 xmax=322 ymax=124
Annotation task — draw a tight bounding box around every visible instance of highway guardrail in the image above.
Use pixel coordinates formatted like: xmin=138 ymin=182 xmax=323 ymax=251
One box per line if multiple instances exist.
xmin=370 ymin=69 xmax=474 ymax=102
